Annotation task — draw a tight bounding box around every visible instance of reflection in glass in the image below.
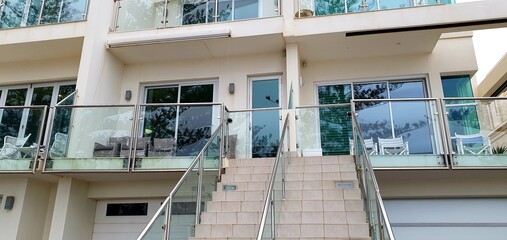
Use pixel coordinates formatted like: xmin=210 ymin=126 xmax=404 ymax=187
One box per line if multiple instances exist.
xmin=391 ymin=102 xmax=432 ymax=154
xmin=252 ymin=79 xmax=279 ymax=158
xmin=347 ymin=0 xmax=377 ymax=13
xmin=314 ymin=0 xmax=345 ymax=16
xmin=379 ymin=0 xmax=412 ymax=9
xmin=318 ymin=84 xmax=352 ymax=155
xmin=116 ymin=0 xmax=164 ymax=31
xmin=234 ymin=0 xmax=257 ymax=20
xmin=41 ymin=0 xmax=87 ymax=24
xmin=0 ymin=89 xmax=28 ymax=145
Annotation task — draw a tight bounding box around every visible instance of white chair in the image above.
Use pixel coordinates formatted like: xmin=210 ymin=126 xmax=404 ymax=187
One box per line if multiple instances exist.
xmin=455 ymin=133 xmax=492 ymax=155
xmin=49 ymin=133 xmax=68 ymax=158
xmin=378 ymin=137 xmax=409 ymax=155
xmin=349 ymin=137 xmax=378 ymax=155
xmin=0 ymin=134 xmax=31 ymax=159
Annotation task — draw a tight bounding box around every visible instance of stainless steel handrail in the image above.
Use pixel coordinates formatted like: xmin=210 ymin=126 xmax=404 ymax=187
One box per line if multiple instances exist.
xmin=228 ymin=107 xmax=282 ymax=113
xmin=256 ymin=112 xmax=290 ymax=240
xmin=55 ymin=90 xmax=77 ymax=106
xmin=351 ymin=113 xmax=396 ymax=240
xmin=136 ymin=123 xmax=223 ymax=240
xmin=295 ymin=103 xmax=351 ymax=109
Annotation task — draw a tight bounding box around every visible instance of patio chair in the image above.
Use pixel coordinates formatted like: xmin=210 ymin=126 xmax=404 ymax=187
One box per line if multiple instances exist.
xmin=0 ymin=134 xmax=31 ymax=159
xmin=378 ymin=136 xmax=409 ymax=155
xmin=455 ymin=133 xmax=492 ymax=155
xmin=49 ymin=133 xmax=68 ymax=158
xmin=349 ymin=137 xmax=378 ymax=155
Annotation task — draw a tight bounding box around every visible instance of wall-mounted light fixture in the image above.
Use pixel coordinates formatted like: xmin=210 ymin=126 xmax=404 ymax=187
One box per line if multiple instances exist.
xmin=4 ymin=196 xmax=14 ymax=210
xmin=229 ymin=83 xmax=235 ymax=94
xmin=125 ymin=90 xmax=132 ymax=101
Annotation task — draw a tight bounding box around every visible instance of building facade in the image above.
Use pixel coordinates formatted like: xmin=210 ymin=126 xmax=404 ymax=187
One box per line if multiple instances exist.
xmin=1 ymin=0 xmax=507 ymax=239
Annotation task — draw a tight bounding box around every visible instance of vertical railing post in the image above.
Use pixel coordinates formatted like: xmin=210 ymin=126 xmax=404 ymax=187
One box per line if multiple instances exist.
xmin=164 ymin=201 xmax=171 ymax=240
xmin=196 ymin=154 xmax=204 ymax=226
xmin=163 ymin=0 xmax=169 ymax=28
xmin=37 ymin=0 xmax=45 ymax=25
xmin=270 ymin=191 xmax=275 ymax=239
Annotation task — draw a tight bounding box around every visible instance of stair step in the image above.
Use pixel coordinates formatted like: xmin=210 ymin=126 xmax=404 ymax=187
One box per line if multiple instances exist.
xmin=276 ymin=223 xmax=370 ymax=238
xmin=200 ymin=212 xmax=261 ymax=224
xmin=194 ymin=224 xmax=259 ymax=238
xmin=228 ymin=158 xmax=275 ymax=167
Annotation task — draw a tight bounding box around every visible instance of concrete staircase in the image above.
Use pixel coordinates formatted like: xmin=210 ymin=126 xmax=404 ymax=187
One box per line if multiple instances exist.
xmin=191 ymin=156 xmax=371 ymax=240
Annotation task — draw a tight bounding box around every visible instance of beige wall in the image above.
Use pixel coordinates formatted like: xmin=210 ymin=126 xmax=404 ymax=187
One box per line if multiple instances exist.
xmin=120 ymin=52 xmax=286 ymax=109
xmin=88 ymin=180 xmax=177 ymax=199
xmin=377 ymin=170 xmax=507 ymax=198
xmin=0 ymin=57 xmax=80 ymax=84
xmin=17 ymin=179 xmax=52 ymax=240
xmin=49 ymin=177 xmax=96 ymax=240
xmin=297 ymin=35 xmax=477 ymax=105
xmin=0 ymin=178 xmax=28 ymax=240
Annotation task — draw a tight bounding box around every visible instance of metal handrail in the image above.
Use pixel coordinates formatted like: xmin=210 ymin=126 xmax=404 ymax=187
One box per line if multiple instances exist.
xmin=55 ymin=90 xmax=77 ymax=106
xmin=256 ymin=112 xmax=290 ymax=240
xmin=228 ymin=107 xmax=282 ymax=113
xmin=136 ymin=123 xmax=223 ymax=240
xmin=351 ymin=112 xmax=396 ymax=240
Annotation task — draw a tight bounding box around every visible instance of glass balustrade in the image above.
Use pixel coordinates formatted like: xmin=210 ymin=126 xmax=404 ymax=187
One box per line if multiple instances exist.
xmin=133 ymin=104 xmax=221 ymax=171
xmin=257 ymin=113 xmax=289 ymax=239
xmin=137 ymin=125 xmax=222 ymax=240
xmin=0 ymin=0 xmax=88 ymax=29
xmin=227 ymin=108 xmax=281 ymax=159
xmin=45 ymin=105 xmax=136 ymax=171
xmin=113 ymin=0 xmax=279 ymax=32
xmin=296 ymin=0 xmax=454 ymax=18
xmin=443 ymin=98 xmax=507 ymax=168
xmin=296 ymin=104 xmax=352 ymax=157
xmin=354 ymin=99 xmax=447 ymax=168
xmin=0 ymin=106 xmax=47 ymax=172
xmin=352 ymin=114 xmax=396 ymax=240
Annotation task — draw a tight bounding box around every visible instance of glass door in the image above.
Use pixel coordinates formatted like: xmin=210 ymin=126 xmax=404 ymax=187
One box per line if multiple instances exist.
xmin=144 ymin=83 xmax=216 ymax=156
xmin=251 ymin=77 xmax=280 ymax=158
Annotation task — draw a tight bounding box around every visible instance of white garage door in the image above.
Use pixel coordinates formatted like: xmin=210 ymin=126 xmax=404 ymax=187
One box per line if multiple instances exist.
xmin=384 ymin=199 xmax=507 ymax=240
xmin=92 ymin=199 xmax=164 ymax=240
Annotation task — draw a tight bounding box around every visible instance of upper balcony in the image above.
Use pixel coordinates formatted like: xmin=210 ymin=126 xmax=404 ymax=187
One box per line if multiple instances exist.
xmin=288 ymin=0 xmax=507 ymax=61
xmin=111 ymin=0 xmax=279 ymax=32
xmin=0 ymin=0 xmax=88 ymax=29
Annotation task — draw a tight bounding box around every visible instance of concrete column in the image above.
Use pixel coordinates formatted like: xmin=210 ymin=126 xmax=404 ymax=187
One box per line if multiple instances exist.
xmin=286 ymin=43 xmax=301 ymax=154
xmin=48 ymin=177 xmax=96 ymax=240
xmin=75 ymin=0 xmax=125 ymax=105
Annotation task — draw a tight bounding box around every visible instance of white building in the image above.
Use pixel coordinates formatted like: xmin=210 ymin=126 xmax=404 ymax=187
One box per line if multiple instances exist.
xmin=1 ymin=0 xmax=507 ymax=239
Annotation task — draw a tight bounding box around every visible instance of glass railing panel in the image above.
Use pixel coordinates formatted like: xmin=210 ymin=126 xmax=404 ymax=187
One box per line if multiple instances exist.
xmin=134 ymin=104 xmax=221 ymax=170
xmin=257 ymin=113 xmax=289 ymax=239
xmin=168 ymin=162 xmax=199 ymax=239
xmin=298 ymin=0 xmax=453 ymax=18
xmin=115 ymin=0 xmax=278 ymax=31
xmin=0 ymin=0 xmax=88 ymax=29
xmin=40 ymin=0 xmax=88 ymax=24
xmin=228 ymin=109 xmax=281 ymax=159
xmin=352 ymin=116 xmax=395 ymax=240
xmin=140 ymin=206 xmax=167 ymax=240
xmin=354 ymin=99 xmax=446 ymax=168
xmin=0 ymin=106 xmax=46 ymax=172
xmin=45 ymin=105 xmax=135 ymax=171
xmin=114 ymin=0 xmax=164 ymax=32
xmin=444 ymin=98 xmax=507 ymax=167
xmin=296 ymin=105 xmax=352 ymax=156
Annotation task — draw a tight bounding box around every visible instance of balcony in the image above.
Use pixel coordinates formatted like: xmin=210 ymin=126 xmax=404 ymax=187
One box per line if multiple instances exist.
xmin=0 ymin=106 xmax=47 ymax=172
xmin=43 ymin=103 xmax=223 ymax=172
xmin=296 ymin=97 xmax=507 ymax=169
xmin=112 ymin=0 xmax=279 ymax=32
xmin=295 ymin=0 xmax=454 ymax=18
xmin=0 ymin=0 xmax=89 ymax=29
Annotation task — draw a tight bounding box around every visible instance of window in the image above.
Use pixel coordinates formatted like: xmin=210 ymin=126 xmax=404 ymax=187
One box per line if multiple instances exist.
xmin=143 ymin=82 xmax=216 ymax=156
xmin=106 ymin=203 xmax=148 ymax=216
xmin=182 ymin=0 xmax=258 ymax=25
xmin=317 ymin=78 xmax=432 ymax=154
xmin=442 ymin=75 xmax=474 ymax=98
xmin=0 ymin=82 xmax=76 ymax=146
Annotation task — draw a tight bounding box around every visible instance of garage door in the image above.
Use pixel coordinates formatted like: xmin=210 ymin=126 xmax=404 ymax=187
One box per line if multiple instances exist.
xmin=92 ymin=199 xmax=164 ymax=240
xmin=384 ymin=199 xmax=507 ymax=240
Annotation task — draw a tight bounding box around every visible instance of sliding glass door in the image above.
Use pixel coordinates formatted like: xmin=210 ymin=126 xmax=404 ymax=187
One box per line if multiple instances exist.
xmin=144 ymin=82 xmax=216 ymax=156
xmin=317 ymin=78 xmax=432 ymax=155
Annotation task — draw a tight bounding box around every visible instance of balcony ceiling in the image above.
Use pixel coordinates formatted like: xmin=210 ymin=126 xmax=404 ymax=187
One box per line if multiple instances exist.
xmin=289 ymin=30 xmax=441 ymax=61
xmin=0 ymin=37 xmax=83 ymax=63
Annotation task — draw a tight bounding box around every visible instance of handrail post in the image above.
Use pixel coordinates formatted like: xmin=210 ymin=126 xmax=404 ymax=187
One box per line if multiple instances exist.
xmin=196 ymin=155 xmax=204 ymax=226
xmin=270 ymin=191 xmax=275 ymax=239
xmin=163 ymin=202 xmax=171 ymax=240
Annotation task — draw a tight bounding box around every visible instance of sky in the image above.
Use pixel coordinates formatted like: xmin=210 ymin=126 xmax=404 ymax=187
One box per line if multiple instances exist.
xmin=473 ymin=27 xmax=507 ymax=84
